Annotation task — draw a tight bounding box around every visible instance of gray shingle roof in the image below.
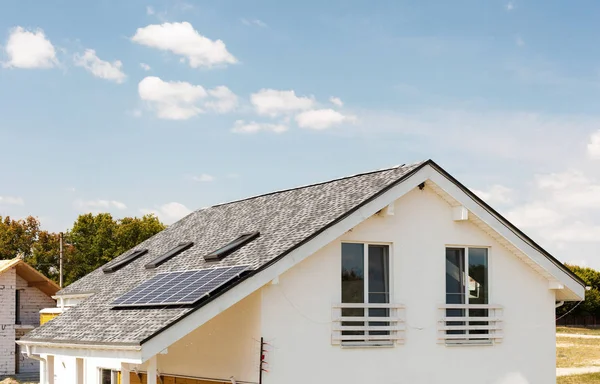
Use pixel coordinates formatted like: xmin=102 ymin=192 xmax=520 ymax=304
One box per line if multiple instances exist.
xmin=22 ymin=161 xmax=425 ymax=345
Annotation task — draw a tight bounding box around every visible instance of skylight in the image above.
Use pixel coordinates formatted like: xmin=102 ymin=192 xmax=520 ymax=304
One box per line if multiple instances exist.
xmin=204 ymin=232 xmax=260 ymax=261
xmin=144 ymin=242 xmax=194 ymax=269
xmin=102 ymin=249 xmax=148 ymax=273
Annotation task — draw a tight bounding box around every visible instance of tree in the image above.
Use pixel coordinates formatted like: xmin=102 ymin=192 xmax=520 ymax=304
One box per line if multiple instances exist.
xmin=64 ymin=213 xmax=166 ymax=285
xmin=0 ymin=213 xmax=165 ymax=286
xmin=0 ymin=216 xmax=40 ymax=259
xmin=557 ymin=265 xmax=600 ymax=318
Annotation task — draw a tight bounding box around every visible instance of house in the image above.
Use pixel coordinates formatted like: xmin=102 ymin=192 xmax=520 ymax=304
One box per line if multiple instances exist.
xmin=0 ymin=258 xmax=58 ymax=379
xmin=18 ymin=160 xmax=585 ymax=384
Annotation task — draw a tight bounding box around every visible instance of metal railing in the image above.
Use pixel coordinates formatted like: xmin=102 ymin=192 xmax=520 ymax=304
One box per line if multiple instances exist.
xmin=332 ymin=303 xmax=405 ymax=345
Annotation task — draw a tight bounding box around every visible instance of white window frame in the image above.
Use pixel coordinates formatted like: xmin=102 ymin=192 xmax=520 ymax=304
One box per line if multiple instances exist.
xmin=341 ymin=241 xmax=394 ymax=307
xmin=99 ymin=368 xmax=119 ymax=384
xmin=444 ymin=245 xmax=496 ymax=345
xmin=445 ymin=245 xmax=491 ymax=306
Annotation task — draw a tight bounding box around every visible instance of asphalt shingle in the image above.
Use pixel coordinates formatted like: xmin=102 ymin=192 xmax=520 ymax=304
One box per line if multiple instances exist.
xmin=22 ymin=161 xmax=424 ymax=345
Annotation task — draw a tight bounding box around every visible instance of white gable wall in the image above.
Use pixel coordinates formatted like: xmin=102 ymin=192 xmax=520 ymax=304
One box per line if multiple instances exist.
xmin=260 ymin=186 xmax=556 ymax=384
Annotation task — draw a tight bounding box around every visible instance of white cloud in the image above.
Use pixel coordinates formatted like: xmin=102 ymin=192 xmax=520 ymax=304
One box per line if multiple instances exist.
xmin=131 ymin=22 xmax=237 ymax=68
xmin=250 ymin=89 xmax=314 ymax=117
xmin=587 ymin=130 xmax=600 ymax=159
xmin=146 ymin=6 xmax=155 ymax=15
xmin=138 ymin=76 xmax=207 ymax=120
xmin=0 ymin=196 xmax=24 ymax=205
xmin=73 ymin=49 xmax=126 ymax=83
xmin=241 ymin=18 xmax=268 ymax=28
xmin=506 ymin=2 xmax=515 ymax=11
xmin=204 ymin=86 xmax=238 ymax=113
xmin=516 ymin=36 xmax=525 ymax=47
xmin=506 ymin=203 xmax=564 ymax=229
xmin=549 ymin=222 xmax=600 ymax=243
xmin=232 ymin=120 xmax=288 ymax=134
xmin=138 ymin=77 xmax=238 ymax=119
xmin=295 ymin=109 xmax=356 ymax=130
xmin=329 ymin=97 xmax=343 ymax=107
xmin=472 ymin=185 xmax=514 ymax=205
xmin=140 ymin=202 xmax=192 ymax=224
xmin=140 ymin=63 xmax=151 ymax=71
xmin=4 ymin=27 xmax=58 ymax=69
xmin=192 ymin=174 xmax=215 ymax=182
xmin=74 ymin=199 xmax=127 ymax=212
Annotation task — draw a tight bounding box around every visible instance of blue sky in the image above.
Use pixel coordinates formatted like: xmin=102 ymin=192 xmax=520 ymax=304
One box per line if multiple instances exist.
xmin=2 ymin=0 xmax=600 ymax=267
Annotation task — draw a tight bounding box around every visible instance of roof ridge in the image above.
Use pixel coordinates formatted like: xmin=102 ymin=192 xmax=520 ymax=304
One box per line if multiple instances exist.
xmin=208 ymin=160 xmax=426 ymax=209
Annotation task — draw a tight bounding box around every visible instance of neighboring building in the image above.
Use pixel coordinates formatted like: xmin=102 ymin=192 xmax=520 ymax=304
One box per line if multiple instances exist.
xmin=0 ymin=258 xmax=58 ymax=377
xmin=19 ymin=160 xmax=585 ymax=384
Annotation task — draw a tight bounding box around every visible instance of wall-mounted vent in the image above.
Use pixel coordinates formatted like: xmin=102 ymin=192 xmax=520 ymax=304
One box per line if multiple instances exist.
xmin=204 ymin=232 xmax=260 ymax=261
xmin=102 ymin=249 xmax=148 ymax=273
xmin=144 ymin=242 xmax=194 ymax=269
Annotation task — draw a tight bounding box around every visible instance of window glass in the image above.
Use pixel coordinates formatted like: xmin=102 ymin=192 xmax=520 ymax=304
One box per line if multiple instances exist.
xmin=341 ymin=243 xmax=364 ymax=304
xmin=445 ymin=248 xmax=465 ymax=305
xmin=341 ymin=243 xmax=365 ymax=336
xmin=368 ymin=245 xmax=389 ymax=304
xmin=101 ymin=369 xmax=112 ymax=384
xmin=468 ymin=248 xmax=488 ymax=305
xmin=468 ymin=248 xmax=489 ymax=335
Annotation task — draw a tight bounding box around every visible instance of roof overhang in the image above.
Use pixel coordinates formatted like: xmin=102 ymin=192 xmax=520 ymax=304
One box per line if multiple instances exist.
xmin=15 ymin=339 xmax=142 ymax=362
xmin=0 ymin=258 xmax=60 ymax=296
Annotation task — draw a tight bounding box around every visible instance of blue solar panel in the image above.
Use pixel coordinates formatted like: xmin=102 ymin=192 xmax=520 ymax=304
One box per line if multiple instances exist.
xmin=112 ymin=265 xmax=250 ymax=307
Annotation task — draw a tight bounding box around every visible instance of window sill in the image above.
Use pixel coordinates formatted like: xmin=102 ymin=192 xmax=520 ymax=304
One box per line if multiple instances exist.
xmin=341 ymin=341 xmax=395 ymax=348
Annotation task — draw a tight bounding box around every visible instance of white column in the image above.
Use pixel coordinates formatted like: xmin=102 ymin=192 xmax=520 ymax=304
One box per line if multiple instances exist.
xmin=75 ymin=358 xmax=84 ymax=384
xmin=39 ymin=358 xmax=47 ymax=384
xmin=147 ymin=356 xmax=157 ymax=384
xmin=121 ymin=362 xmax=130 ymax=384
xmin=46 ymin=355 xmax=55 ymax=384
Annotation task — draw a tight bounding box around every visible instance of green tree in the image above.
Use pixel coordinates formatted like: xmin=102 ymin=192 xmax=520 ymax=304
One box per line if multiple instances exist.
xmin=557 ymin=265 xmax=600 ymax=318
xmin=0 ymin=216 xmax=40 ymax=259
xmin=64 ymin=213 xmax=165 ymax=285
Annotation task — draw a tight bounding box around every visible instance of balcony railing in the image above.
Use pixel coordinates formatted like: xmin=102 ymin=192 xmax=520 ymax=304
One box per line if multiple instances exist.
xmin=331 ymin=303 xmax=405 ymax=346
xmin=438 ymin=304 xmax=503 ymax=345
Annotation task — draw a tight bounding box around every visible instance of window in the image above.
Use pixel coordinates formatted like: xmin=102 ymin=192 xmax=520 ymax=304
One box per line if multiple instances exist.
xmin=99 ymin=369 xmax=119 ymax=384
xmin=15 ymin=289 xmax=21 ymax=325
xmin=341 ymin=243 xmax=390 ymax=339
xmin=145 ymin=242 xmax=194 ymax=269
xmin=445 ymin=247 xmax=489 ymax=340
xmin=204 ymin=232 xmax=260 ymax=261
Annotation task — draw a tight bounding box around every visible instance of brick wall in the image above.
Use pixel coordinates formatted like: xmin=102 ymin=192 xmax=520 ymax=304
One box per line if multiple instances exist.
xmin=15 ymin=274 xmax=55 ymax=373
xmin=0 ymin=268 xmax=16 ymax=375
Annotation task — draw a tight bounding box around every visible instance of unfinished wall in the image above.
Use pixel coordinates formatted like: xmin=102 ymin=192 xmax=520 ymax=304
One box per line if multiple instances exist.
xmin=16 ymin=274 xmax=56 ymax=326
xmin=0 ymin=268 xmax=16 ymax=375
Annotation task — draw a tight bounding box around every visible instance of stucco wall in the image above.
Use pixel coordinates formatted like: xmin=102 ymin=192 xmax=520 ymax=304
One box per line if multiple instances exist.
xmin=0 ymin=268 xmax=16 ymax=375
xmin=155 ymin=290 xmax=261 ymax=382
xmin=260 ymin=186 xmax=556 ymax=384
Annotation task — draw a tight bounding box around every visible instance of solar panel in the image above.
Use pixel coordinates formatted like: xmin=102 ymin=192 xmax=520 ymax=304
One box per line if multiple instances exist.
xmin=112 ymin=265 xmax=250 ymax=308
xmin=145 ymin=242 xmax=194 ymax=269
xmin=204 ymin=232 xmax=260 ymax=261
xmin=102 ymin=249 xmax=148 ymax=273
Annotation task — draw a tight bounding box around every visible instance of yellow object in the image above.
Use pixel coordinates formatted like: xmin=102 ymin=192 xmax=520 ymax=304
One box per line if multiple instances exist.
xmin=40 ymin=308 xmax=62 ymax=325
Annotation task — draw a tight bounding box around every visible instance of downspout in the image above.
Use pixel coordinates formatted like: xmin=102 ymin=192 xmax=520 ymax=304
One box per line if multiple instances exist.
xmin=556 ymin=301 xmax=565 ymax=308
xmin=25 ymin=345 xmax=47 ymax=384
